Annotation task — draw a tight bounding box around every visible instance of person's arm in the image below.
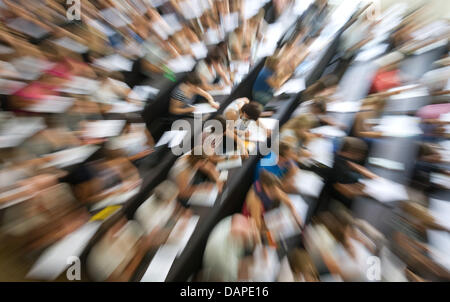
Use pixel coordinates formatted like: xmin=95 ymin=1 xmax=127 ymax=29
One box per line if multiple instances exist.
xmin=192 ymin=86 xmax=220 ymax=109
xmin=346 ymin=161 xmax=379 ymax=180
xmin=226 ymin=129 xmax=248 ymax=158
xmin=274 ymin=186 xmax=303 ymax=227
xmin=198 ymin=161 xmax=224 ymax=192
xmin=246 ymin=189 xmax=264 ymax=230
xmin=213 ymin=62 xmax=232 ymax=86
xmin=280 ymin=161 xmax=300 ymax=193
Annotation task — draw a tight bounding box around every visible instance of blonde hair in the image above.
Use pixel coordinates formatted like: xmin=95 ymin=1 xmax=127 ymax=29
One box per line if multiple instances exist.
xmin=283 ymin=114 xmax=315 ymax=131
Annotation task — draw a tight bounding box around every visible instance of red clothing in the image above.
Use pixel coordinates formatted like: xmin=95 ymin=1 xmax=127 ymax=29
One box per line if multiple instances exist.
xmin=370 ymin=69 xmax=401 ymax=93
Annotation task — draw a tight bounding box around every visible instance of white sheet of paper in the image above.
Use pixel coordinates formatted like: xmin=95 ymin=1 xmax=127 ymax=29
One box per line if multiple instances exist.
xmin=427 ymin=230 xmax=450 ymax=272
xmin=190 ymin=42 xmax=208 ymax=60
xmin=162 ymin=14 xmax=182 ymax=33
xmin=374 ymin=116 xmax=423 ymax=137
xmin=167 ymin=55 xmax=196 ymax=73
xmin=108 ymin=102 xmax=143 ymax=113
xmin=188 ymin=186 xmax=218 ymax=207
xmin=7 ymin=18 xmax=49 ymax=39
xmin=306 ymin=138 xmax=334 ymax=167
xmin=250 ymin=246 xmax=280 ymax=282
xmin=166 ymin=215 xmax=200 ymax=256
xmin=84 ymin=120 xmax=126 ymax=138
xmin=258 ymin=118 xmax=278 ymax=131
xmin=58 ymin=76 xmax=100 ymax=94
xmin=100 ymin=8 xmax=132 ymax=28
xmin=0 ymin=79 xmax=26 ymax=95
xmin=294 ymin=170 xmax=325 ymax=198
xmin=216 ymin=157 xmax=242 ymax=171
xmin=42 ymin=145 xmax=100 ymax=168
xmin=26 ymin=96 xmax=75 ymax=113
xmin=430 ymin=173 xmax=450 ymax=189
xmin=219 ymin=170 xmax=229 ymax=182
xmin=26 ymin=221 xmax=101 ymax=280
xmin=368 ymin=157 xmax=405 ymax=171
xmin=414 ymin=39 xmax=448 ymax=56
xmin=205 ymin=28 xmax=221 ymax=45
xmin=327 ymin=101 xmax=361 ymax=113
xmin=275 ymin=78 xmax=306 ymax=96
xmin=310 ymin=125 xmax=346 ymax=138
xmin=155 ymin=130 xmax=187 ymax=148
xmin=222 ymin=12 xmax=239 ymax=32
xmin=429 ymin=198 xmax=450 ymax=230
xmin=0 ymin=117 xmax=45 ymax=148
xmin=193 ymin=103 xmax=217 ymax=115
xmin=93 ymin=54 xmax=134 ymax=72
xmin=53 ymin=37 xmax=88 ymax=53
xmin=90 ymin=186 xmax=140 ymax=212
xmin=360 ymin=178 xmax=409 ymax=203
xmin=140 ymin=244 xmax=179 ymax=282
xmin=208 ymin=86 xmax=232 ymax=96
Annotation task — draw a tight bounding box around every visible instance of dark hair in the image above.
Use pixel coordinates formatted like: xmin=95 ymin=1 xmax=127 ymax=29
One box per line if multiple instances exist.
xmin=312 ymin=98 xmax=327 ymax=113
xmin=241 ymin=102 xmax=262 ymax=121
xmin=340 ymin=137 xmax=368 ymax=156
xmin=205 ymin=50 xmax=221 ymax=64
xmin=185 ymin=72 xmax=202 ymax=86
xmin=259 ymin=170 xmax=281 ymax=188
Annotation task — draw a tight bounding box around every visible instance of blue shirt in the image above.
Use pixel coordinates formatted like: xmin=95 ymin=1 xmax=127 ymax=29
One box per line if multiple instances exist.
xmin=252 ymin=67 xmax=274 ymax=96
xmin=254 ymin=151 xmax=291 ymax=182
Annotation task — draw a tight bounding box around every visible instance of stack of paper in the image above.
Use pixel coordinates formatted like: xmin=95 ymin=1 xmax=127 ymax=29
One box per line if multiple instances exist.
xmin=360 ymin=178 xmax=409 ymax=203
xmin=208 ymin=86 xmax=232 ymax=96
xmin=108 ymin=102 xmax=143 ymax=113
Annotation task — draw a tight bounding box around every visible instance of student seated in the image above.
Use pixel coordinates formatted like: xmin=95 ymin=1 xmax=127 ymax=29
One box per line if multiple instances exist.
xmin=280 ymin=114 xmax=318 ymax=159
xmin=69 ymin=157 xmax=142 ymax=205
xmin=168 ymin=73 xmax=219 ymax=117
xmin=105 ymin=122 xmax=155 ymax=163
xmin=168 ymin=146 xmax=224 ymax=206
xmin=1 ymin=175 xmax=89 ymax=253
xmin=202 ymin=115 xmax=248 ymax=160
xmin=202 ymin=214 xmax=260 ymax=281
xmin=234 ymin=101 xmax=269 ymax=139
xmin=252 ymin=56 xmax=280 ymax=106
xmin=310 ymin=98 xmax=343 ymax=128
xmin=254 ymin=141 xmax=300 ymax=193
xmin=86 ymin=217 xmax=160 ymax=282
xmin=224 ymin=97 xmax=250 ymax=122
xmin=350 ymin=97 xmax=386 ymax=140
xmin=242 ymin=170 xmax=302 ymax=231
xmin=195 ymin=51 xmax=232 ymax=91
xmin=326 ymin=137 xmax=378 ymax=210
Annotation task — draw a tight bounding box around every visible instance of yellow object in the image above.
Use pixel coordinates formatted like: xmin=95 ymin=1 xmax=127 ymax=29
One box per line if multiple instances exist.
xmin=90 ymin=205 xmax=122 ymax=221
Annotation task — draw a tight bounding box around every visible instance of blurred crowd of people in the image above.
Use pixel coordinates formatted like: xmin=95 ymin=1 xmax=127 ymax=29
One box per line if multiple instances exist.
xmin=0 ymin=0 xmax=448 ymax=283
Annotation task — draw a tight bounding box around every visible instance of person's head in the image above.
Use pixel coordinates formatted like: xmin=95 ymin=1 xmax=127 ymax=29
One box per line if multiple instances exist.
xmin=259 ymin=170 xmax=282 ymax=199
xmin=153 ymin=180 xmax=179 ymax=204
xmin=205 ymin=50 xmax=222 ymax=65
xmin=241 ymin=102 xmax=262 ymax=121
xmin=288 ymin=248 xmax=319 ymax=281
xmin=278 ymin=141 xmax=296 ymax=162
xmin=286 ymin=114 xmax=315 ymax=137
xmin=311 ymin=98 xmax=327 ymax=115
xmin=338 ymin=137 xmax=368 ymax=163
xmin=184 ymin=72 xmax=202 ymax=87
xmin=265 ymin=55 xmax=281 ymax=70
